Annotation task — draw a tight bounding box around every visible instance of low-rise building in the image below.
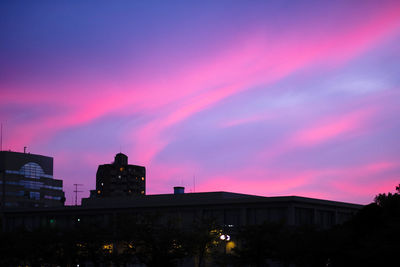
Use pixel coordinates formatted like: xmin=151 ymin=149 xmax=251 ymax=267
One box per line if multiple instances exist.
xmin=3 ymin=189 xmax=362 ymax=232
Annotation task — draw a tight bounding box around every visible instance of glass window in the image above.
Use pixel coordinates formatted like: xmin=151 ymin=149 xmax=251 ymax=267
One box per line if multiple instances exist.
xmin=29 ymin=191 xmax=40 ymax=200
xmin=44 ymin=195 xmax=61 ymax=200
xmin=20 ymin=180 xmax=43 ymax=189
xmin=6 ymin=163 xmax=53 ymax=179
xmin=20 ymin=162 xmax=46 ymax=179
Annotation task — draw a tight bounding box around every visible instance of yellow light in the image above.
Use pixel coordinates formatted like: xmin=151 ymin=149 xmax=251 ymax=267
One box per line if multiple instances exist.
xmin=141 ymin=177 xmax=144 ymax=181
xmin=120 ymin=167 xmax=124 ymax=171
xmin=97 ymin=190 xmax=101 ymax=194
xmin=226 ymin=241 xmax=236 ymax=253
xmin=141 ymin=190 xmax=144 ymax=194
xmin=102 ymin=243 xmax=113 ymax=253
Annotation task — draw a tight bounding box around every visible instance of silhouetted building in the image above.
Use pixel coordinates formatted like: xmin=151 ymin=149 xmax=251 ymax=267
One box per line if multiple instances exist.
xmin=3 ymin=191 xmax=362 ymax=232
xmin=92 ymin=153 xmax=146 ymax=198
xmin=0 ymin=151 xmax=65 ymax=208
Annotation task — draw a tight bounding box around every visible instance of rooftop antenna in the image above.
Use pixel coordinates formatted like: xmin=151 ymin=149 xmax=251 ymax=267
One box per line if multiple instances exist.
xmin=24 ymin=146 xmax=27 ymax=153
xmin=73 ymin=183 xmax=83 ymax=206
xmin=193 ymin=175 xmax=196 ymax=193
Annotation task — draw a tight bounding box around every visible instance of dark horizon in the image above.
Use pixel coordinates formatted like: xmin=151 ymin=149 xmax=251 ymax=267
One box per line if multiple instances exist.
xmin=1 ymin=1 xmax=400 ymax=206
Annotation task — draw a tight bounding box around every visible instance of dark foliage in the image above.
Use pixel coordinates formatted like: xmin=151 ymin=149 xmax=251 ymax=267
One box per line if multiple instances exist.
xmin=230 ymin=184 xmax=400 ymax=267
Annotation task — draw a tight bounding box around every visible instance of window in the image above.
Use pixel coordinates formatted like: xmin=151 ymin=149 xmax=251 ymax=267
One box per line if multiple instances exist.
xmin=6 ymin=162 xmax=53 ymax=179
xmin=20 ymin=162 xmax=47 ymax=179
xmin=44 ymin=195 xmax=61 ymax=200
xmin=29 ymin=191 xmax=40 ymax=200
xmin=20 ymin=180 xmax=43 ymax=189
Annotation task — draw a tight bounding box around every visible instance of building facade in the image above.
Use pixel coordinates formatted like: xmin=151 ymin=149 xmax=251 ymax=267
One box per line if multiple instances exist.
xmin=0 ymin=151 xmax=65 ymax=208
xmin=92 ymin=153 xmax=146 ymax=198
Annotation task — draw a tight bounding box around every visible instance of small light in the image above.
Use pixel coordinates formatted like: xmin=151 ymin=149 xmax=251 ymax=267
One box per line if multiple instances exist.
xmin=97 ymin=190 xmax=101 ymax=194
xmin=101 ymin=183 xmax=104 ymax=186
xmin=77 ymin=218 xmax=80 ymax=222
xmin=118 ymin=175 xmax=121 ymax=179
xmin=141 ymin=177 xmax=144 ymax=181
xmin=120 ymin=167 xmax=124 ymax=172
xmin=226 ymin=235 xmax=231 ymax=241
xmin=141 ymin=190 xmax=144 ymax=194
xmin=220 ymin=235 xmax=226 ymax=240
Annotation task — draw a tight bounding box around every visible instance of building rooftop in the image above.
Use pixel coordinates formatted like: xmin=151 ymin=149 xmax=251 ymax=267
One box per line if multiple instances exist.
xmin=80 ymin=191 xmax=363 ymax=210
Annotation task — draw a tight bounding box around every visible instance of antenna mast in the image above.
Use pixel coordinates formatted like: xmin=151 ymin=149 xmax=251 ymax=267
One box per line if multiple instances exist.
xmin=1 ymin=123 xmax=2 ymax=151
xmin=73 ymin=183 xmax=83 ymax=206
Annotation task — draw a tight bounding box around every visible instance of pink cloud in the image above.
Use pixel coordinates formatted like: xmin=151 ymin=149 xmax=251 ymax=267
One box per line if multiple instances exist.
xmin=291 ymin=108 xmax=374 ymax=147
xmin=3 ymin=2 xmax=399 ymax=153
xmin=256 ymin=108 xmax=376 ymax=163
xmin=220 ymin=112 xmax=274 ymax=128
xmin=193 ymin=166 xmax=324 ymax=197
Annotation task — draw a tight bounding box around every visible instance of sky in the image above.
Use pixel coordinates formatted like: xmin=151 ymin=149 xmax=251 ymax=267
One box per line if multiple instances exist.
xmin=1 ymin=0 xmax=400 ymax=205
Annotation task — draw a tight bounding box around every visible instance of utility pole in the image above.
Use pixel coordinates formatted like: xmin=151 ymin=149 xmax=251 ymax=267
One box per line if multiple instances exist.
xmin=1 ymin=123 xmax=3 ymax=151
xmin=1 ymin=170 xmax=5 ymax=212
xmin=73 ymin=183 xmax=83 ymax=206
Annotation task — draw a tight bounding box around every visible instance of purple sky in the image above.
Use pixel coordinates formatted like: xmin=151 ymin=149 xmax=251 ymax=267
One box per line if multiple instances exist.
xmin=1 ymin=1 xmax=400 ymax=205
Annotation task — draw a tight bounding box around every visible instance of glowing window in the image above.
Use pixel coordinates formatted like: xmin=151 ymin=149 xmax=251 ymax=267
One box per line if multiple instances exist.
xmin=102 ymin=244 xmax=113 ymax=253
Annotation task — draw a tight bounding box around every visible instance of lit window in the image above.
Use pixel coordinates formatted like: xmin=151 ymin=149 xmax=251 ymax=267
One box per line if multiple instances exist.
xmin=141 ymin=177 xmax=144 ymax=181
xmin=102 ymin=243 xmax=113 ymax=253
xmin=141 ymin=190 xmax=144 ymax=194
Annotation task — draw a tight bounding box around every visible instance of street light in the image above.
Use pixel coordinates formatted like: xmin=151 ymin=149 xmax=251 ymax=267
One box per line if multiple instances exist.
xmin=220 ymin=234 xmax=230 ymax=241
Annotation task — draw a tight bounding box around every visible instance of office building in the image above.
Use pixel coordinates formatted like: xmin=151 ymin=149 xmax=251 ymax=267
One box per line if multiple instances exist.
xmin=0 ymin=151 xmax=65 ymax=208
xmin=92 ymin=153 xmax=146 ymax=198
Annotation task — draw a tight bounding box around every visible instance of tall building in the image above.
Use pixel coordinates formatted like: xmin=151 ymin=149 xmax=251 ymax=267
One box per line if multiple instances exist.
xmin=93 ymin=153 xmax=146 ymax=197
xmin=0 ymin=151 xmax=65 ymax=208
